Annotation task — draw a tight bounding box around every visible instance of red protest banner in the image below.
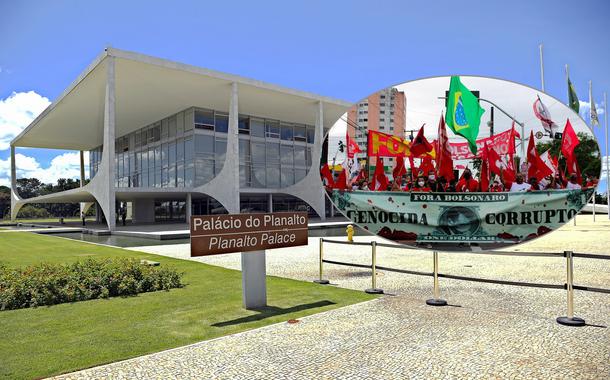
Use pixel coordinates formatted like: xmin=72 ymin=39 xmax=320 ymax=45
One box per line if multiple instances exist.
xmin=449 ymin=128 xmax=520 ymax=159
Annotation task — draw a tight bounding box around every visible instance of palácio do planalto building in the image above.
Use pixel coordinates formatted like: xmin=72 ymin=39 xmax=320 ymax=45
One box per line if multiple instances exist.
xmin=10 ymin=48 xmax=350 ymax=230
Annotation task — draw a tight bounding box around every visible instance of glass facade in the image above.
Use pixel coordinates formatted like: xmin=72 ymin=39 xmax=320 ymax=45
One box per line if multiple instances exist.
xmin=90 ymin=106 xmax=316 ymax=190
xmin=238 ymin=117 xmax=314 ymax=188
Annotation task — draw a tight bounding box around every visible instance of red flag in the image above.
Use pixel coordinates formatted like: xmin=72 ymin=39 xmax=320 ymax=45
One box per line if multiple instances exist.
xmin=484 ymin=142 xmax=502 ymax=176
xmin=533 ymin=96 xmax=556 ymax=135
xmin=346 ymin=133 xmax=361 ymax=159
xmin=408 ymin=156 xmax=416 ymax=181
xmin=419 ymin=156 xmax=435 ymax=176
xmin=410 ymin=124 xmax=433 ymax=157
xmin=526 ymin=131 xmax=553 ymax=180
xmin=436 ymin=114 xmax=454 ymax=181
xmin=368 ymin=130 xmax=411 ymax=157
xmin=320 ymin=165 xmax=334 ymax=187
xmin=334 ymin=169 xmax=348 ymax=190
xmin=526 ymin=131 xmax=539 ymax=179
xmin=370 ymin=156 xmax=389 ymax=191
xmin=393 ymin=155 xmax=407 ymax=179
xmin=561 ymin=119 xmax=580 ymax=178
xmin=480 ymin=156 xmax=489 ymax=192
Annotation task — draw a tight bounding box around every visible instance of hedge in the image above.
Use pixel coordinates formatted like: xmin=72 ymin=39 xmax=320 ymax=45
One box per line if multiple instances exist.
xmin=0 ymin=258 xmax=184 ymax=310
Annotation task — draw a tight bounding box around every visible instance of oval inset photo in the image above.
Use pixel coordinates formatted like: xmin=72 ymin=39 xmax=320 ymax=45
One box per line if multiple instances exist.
xmin=322 ymin=76 xmax=601 ymax=251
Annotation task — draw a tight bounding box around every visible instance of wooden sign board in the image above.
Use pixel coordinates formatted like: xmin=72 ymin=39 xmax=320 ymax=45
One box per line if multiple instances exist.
xmin=190 ymin=212 xmax=308 ymax=257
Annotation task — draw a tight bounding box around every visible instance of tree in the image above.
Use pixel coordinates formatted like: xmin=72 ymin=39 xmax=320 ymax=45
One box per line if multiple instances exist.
xmin=0 ymin=186 xmax=10 ymax=219
xmin=535 ymin=132 xmax=601 ymax=179
xmin=16 ymin=178 xmax=45 ymax=199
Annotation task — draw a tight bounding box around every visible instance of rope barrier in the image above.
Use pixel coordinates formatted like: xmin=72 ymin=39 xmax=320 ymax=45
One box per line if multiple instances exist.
xmin=319 ymin=238 xmax=610 ymax=260
xmin=316 ymin=238 xmax=609 ymax=326
xmin=324 ymin=259 xmax=569 ymax=291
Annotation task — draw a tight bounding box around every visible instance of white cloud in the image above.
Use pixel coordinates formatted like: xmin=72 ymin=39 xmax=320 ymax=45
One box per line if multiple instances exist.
xmin=0 ymin=151 xmax=89 ymax=188
xmin=0 ymin=91 xmax=51 ymax=151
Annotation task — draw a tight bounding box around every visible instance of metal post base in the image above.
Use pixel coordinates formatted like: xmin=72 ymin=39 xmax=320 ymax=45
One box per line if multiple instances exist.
xmin=556 ymin=316 xmax=586 ymax=326
xmin=365 ymin=288 xmax=384 ymax=294
xmin=426 ymin=298 xmax=448 ymax=306
xmin=313 ymin=279 xmax=330 ymax=285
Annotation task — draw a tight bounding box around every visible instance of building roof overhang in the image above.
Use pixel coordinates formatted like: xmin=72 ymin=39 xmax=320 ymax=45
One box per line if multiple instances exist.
xmin=12 ymin=48 xmax=351 ymax=151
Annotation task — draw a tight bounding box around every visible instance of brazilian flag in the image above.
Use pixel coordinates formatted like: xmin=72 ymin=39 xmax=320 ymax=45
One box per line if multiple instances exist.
xmin=445 ymin=76 xmax=485 ymax=155
xmin=567 ymin=77 xmax=579 ymax=113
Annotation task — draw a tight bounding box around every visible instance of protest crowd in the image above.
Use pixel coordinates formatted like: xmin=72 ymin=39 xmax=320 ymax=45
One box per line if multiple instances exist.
xmin=322 ymin=77 xmax=598 ymax=194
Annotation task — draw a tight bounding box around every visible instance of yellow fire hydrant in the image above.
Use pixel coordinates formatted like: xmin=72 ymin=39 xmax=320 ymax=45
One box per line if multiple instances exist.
xmin=346 ymin=224 xmax=354 ymax=242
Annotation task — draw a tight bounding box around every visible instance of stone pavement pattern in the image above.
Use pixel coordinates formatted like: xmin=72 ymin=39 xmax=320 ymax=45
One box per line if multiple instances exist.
xmin=55 ymin=215 xmax=610 ymax=379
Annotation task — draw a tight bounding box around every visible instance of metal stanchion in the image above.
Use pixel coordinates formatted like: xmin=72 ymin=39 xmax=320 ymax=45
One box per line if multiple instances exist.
xmin=313 ymin=238 xmax=330 ymax=285
xmin=426 ymin=251 xmax=447 ymax=306
xmin=365 ymin=241 xmax=383 ymax=294
xmin=557 ymin=251 xmax=585 ymax=326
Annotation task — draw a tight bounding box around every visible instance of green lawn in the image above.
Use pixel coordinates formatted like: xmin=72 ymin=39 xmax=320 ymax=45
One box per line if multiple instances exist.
xmin=0 ymin=232 xmax=374 ymax=379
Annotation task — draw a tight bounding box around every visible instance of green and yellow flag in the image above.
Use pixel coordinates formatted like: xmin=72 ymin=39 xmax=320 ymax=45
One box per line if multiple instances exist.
xmin=445 ymin=76 xmax=485 ymax=154
xmin=567 ymin=77 xmax=579 ymax=113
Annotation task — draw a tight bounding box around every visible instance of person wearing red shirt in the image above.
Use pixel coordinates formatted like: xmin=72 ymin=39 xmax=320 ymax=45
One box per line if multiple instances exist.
xmin=411 ymin=175 xmax=431 ymax=192
xmin=490 ymin=180 xmax=505 ymax=192
xmin=456 ymin=169 xmax=479 ymax=192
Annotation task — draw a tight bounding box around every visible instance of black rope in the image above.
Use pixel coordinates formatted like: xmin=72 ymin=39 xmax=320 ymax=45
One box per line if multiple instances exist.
xmin=321 ymin=259 xmax=609 ymax=293
xmin=319 ymin=239 xmax=609 ymax=259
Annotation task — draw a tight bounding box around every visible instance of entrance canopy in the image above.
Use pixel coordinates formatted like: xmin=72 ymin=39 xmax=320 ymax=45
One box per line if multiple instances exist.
xmin=12 ymin=48 xmax=350 ymax=150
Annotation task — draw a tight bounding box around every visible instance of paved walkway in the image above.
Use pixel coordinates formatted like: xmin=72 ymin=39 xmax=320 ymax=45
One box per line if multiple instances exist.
xmin=55 ymin=215 xmax=610 ymax=379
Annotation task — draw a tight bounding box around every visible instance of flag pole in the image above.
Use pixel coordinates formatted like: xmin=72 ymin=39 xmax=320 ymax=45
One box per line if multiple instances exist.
xmin=590 ymin=80 xmax=596 ymax=221
xmin=539 ymin=44 xmax=545 ymax=92
xmin=588 ymin=81 xmax=594 ymax=132
xmin=605 ymin=91 xmax=609 ymax=220
xmin=565 ymin=64 xmax=570 ymax=106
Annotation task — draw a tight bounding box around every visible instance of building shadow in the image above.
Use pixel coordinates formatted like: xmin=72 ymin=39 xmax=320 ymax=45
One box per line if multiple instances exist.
xmin=211 ymin=300 xmax=336 ymax=327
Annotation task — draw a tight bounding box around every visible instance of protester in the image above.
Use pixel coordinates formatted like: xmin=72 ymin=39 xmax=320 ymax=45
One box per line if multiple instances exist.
xmin=528 ymin=177 xmax=541 ymax=191
xmin=566 ymin=174 xmax=582 ymax=190
xmin=554 ymin=173 xmax=565 ymax=189
xmin=390 ymin=180 xmax=403 ymax=191
xmin=411 ymin=175 xmax=431 ymax=192
xmin=585 ymin=175 xmax=598 ymax=188
xmin=446 ymin=178 xmax=457 ymax=192
xmin=456 ymin=169 xmax=479 ymax=192
xmin=490 ymin=179 xmax=505 ymax=192
xmin=359 ymin=180 xmax=371 ymax=191
xmin=434 ymin=176 xmax=448 ymax=192
xmin=509 ymin=173 xmax=532 ymax=192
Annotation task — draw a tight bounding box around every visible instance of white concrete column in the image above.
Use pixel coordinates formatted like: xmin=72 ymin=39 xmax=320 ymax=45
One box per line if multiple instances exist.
xmin=100 ymin=56 xmax=117 ymax=230
xmin=80 ymin=151 xmax=85 ymax=186
xmin=268 ymin=193 xmax=273 ymax=212
xmin=186 ymin=193 xmax=192 ymax=224
xmin=9 ymin=145 xmax=21 ymax=221
xmin=10 ymin=145 xmax=16 ymax=192
xmin=314 ymin=101 xmax=326 ymax=220
xmin=228 ymin=82 xmax=267 ymax=309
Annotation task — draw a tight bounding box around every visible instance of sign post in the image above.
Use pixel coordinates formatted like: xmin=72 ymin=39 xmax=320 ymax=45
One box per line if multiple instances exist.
xmin=190 ymin=212 xmax=309 ymax=309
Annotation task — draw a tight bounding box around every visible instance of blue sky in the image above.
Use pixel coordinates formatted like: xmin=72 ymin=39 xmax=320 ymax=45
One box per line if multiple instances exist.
xmin=0 ymin=0 xmax=608 ymax=188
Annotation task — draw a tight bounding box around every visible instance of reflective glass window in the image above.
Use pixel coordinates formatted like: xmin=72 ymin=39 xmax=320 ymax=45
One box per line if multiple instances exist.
xmin=265 ymin=120 xmax=280 ymax=138
xmin=215 ymin=114 xmax=229 ymax=133
xmin=294 ymin=146 xmax=306 ymax=164
xmin=251 ymin=118 xmax=265 ymax=137
xmin=238 ymin=115 xmax=250 ymax=134
xmin=294 ymin=126 xmax=306 ymax=141
xmin=195 ymin=110 xmax=214 ymax=130
xmin=266 ymin=166 xmax=280 ymax=188
xmin=251 ymin=142 xmax=266 ymax=163
xmin=280 ymin=145 xmax=294 ymax=166
xmin=280 ymin=124 xmax=293 ymax=141
xmin=195 ymin=134 xmax=214 ymax=154
xmin=266 ymin=142 xmax=279 ymax=164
